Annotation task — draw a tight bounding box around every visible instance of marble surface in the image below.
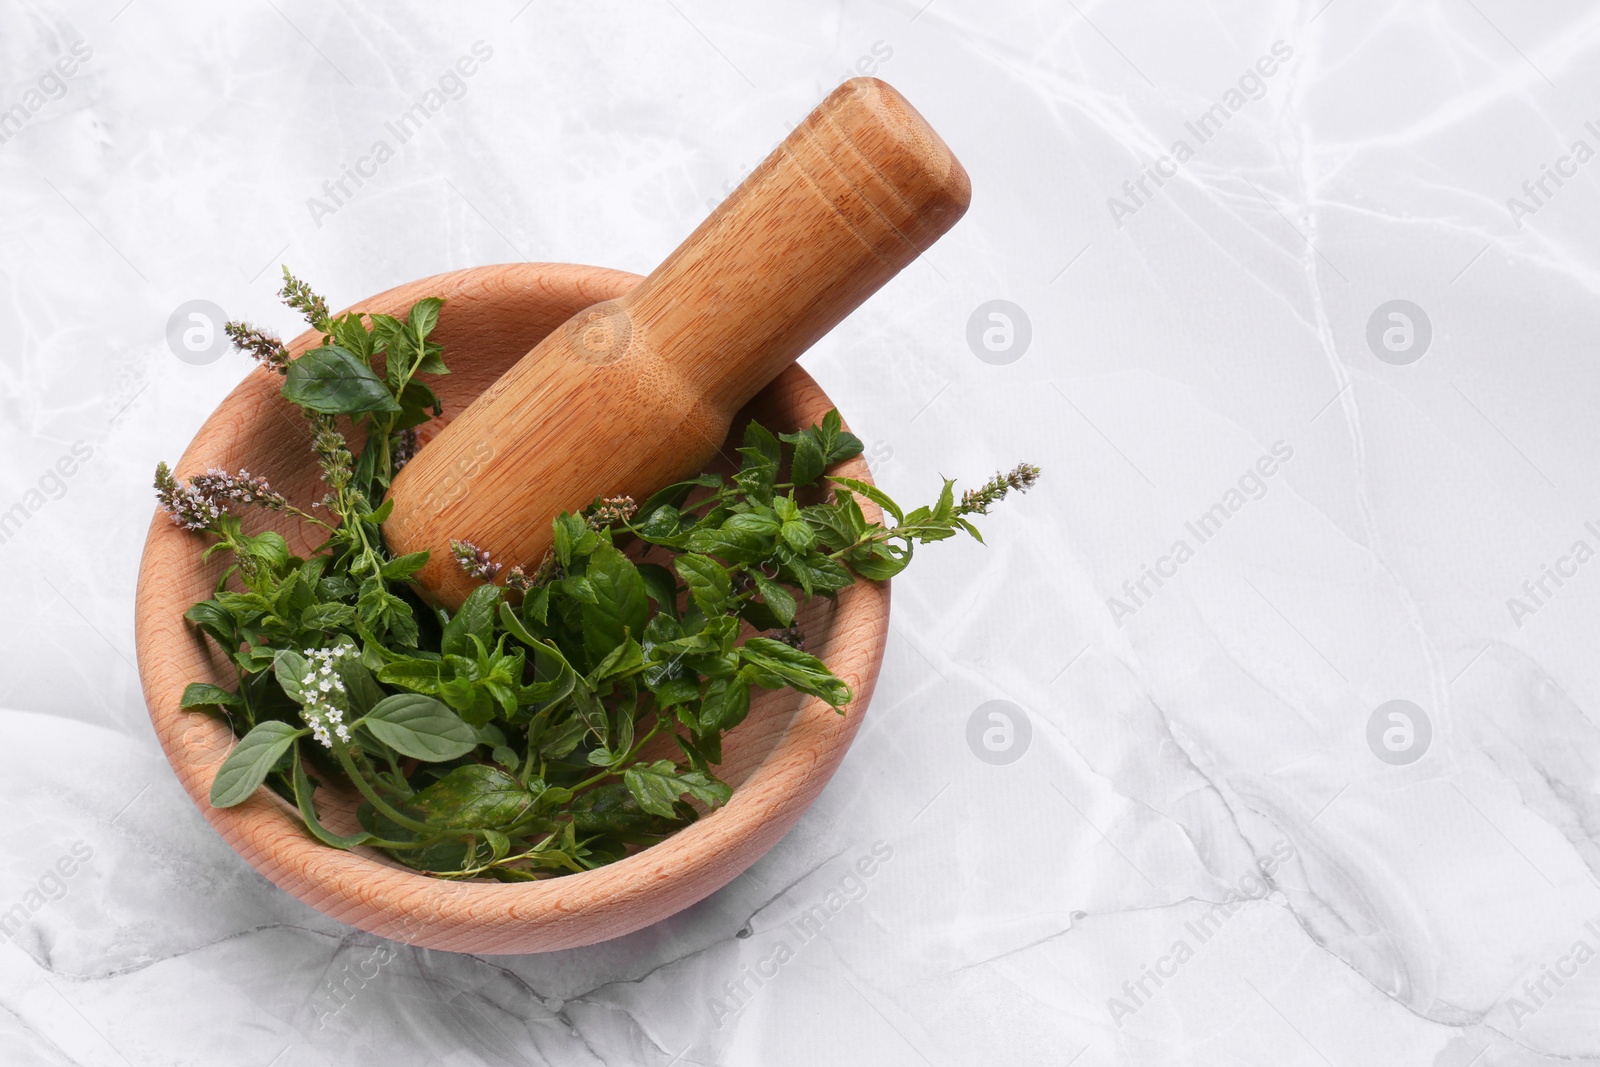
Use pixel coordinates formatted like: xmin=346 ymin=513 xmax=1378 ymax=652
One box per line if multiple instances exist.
xmin=3 ymin=0 xmax=1600 ymax=1062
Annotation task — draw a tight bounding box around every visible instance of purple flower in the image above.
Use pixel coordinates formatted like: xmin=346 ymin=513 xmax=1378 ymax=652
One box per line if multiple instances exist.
xmin=154 ymin=463 xmax=287 ymax=531
xmin=223 ymin=321 xmax=290 ymax=374
xmin=767 ymin=625 xmax=806 ymax=650
xmin=585 ymin=495 xmax=638 ymax=530
xmin=450 ymin=539 xmax=501 ymax=582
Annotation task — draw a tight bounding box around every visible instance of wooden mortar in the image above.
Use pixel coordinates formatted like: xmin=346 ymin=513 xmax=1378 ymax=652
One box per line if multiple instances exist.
xmin=135 ymin=264 xmax=890 ymax=952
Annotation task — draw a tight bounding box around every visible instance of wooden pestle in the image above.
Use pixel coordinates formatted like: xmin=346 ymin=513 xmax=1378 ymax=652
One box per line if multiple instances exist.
xmin=384 ymin=77 xmax=970 ymax=611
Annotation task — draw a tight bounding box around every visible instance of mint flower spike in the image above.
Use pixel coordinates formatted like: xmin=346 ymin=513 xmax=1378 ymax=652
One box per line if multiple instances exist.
xmin=450 ymin=539 xmax=501 ymax=581
xmin=310 ymin=421 xmax=353 ymax=492
xmin=154 ymin=462 xmax=287 ymax=531
xmin=768 ymin=625 xmax=806 ymax=650
xmin=190 ymin=467 xmax=289 ymax=511
xmin=391 ymin=427 xmax=419 ymax=473
xmin=504 ymin=565 xmax=531 ymax=594
xmin=223 ymin=321 xmax=290 ymax=374
xmin=958 ymin=463 xmax=1042 ymax=516
xmin=154 ymin=462 xmax=221 ymax=530
xmin=279 ymin=267 xmax=329 ymax=328
xmin=585 ymin=495 xmax=638 ymax=529
xmin=504 ymin=551 xmax=560 ymax=595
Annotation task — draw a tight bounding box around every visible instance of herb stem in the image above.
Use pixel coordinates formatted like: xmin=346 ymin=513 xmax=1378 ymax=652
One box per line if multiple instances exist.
xmin=380 ymin=749 xmax=409 ymax=793
xmin=332 ymin=741 xmax=430 ymax=832
xmin=285 ymin=504 xmax=335 ymax=531
xmin=236 ymin=669 xmax=258 ymax=730
xmin=519 ymin=734 xmax=539 ymax=784
xmin=570 ymin=718 xmax=665 ymax=795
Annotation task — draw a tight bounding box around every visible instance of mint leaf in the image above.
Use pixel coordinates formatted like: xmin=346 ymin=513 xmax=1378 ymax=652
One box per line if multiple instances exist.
xmin=751 ymin=574 xmax=796 ymax=626
xmin=588 ymin=637 xmax=644 ymax=683
xmin=282 ymin=345 xmax=401 ymax=415
xmin=378 ymin=657 xmax=443 ymax=694
xmin=701 ymin=674 xmax=751 ymax=732
xmin=624 ymin=759 xmax=731 ymax=819
xmin=442 ymin=583 xmax=500 ymax=658
xmin=581 ymin=543 xmax=647 ymax=670
xmin=183 ymin=600 xmax=237 ymax=647
xmin=407 ymin=296 xmax=442 ymax=343
xmin=677 ymin=768 xmax=732 ymax=808
xmin=623 ymin=760 xmax=689 ymax=818
xmin=675 ymin=553 xmax=733 ymax=617
xmin=361 ymin=693 xmax=477 ymax=761
xmin=788 ymin=431 xmax=825 ymax=485
xmin=180 ymin=682 xmax=242 ymax=710
xmin=410 ymin=765 xmax=539 ymax=832
xmin=686 ymin=510 xmax=780 ymax=564
xmin=735 ymin=421 xmax=781 ymax=502
xmin=210 ymin=721 xmax=306 ymax=807
xmin=740 ymin=637 xmax=852 ymax=708
xmin=381 ymin=551 xmax=430 ymax=581
xmin=830 ymin=476 xmax=903 ymax=524
xmin=273 ymin=649 xmax=310 ymax=705
xmin=636 ymin=562 xmax=679 ymax=620
xmin=301 ymin=601 xmax=356 ymax=631
xmin=819 ymin=409 xmax=864 ymax=464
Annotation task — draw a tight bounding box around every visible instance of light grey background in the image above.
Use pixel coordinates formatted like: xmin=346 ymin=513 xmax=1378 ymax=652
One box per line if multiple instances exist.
xmin=3 ymin=0 xmax=1599 ymax=1063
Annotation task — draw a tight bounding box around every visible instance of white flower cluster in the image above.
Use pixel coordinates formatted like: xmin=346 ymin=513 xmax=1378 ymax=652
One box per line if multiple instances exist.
xmin=300 ymin=646 xmax=352 ymax=749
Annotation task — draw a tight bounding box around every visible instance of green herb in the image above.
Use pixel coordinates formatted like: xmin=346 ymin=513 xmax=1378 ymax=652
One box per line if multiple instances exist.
xmin=158 ymin=270 xmax=1039 ymax=879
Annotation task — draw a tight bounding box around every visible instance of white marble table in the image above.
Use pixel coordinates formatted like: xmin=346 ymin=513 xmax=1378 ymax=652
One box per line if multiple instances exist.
xmin=3 ymin=0 xmax=1599 ymax=1062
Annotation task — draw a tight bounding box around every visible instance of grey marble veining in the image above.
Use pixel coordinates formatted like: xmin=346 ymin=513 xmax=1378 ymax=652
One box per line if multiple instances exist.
xmin=3 ymin=0 xmax=1600 ymax=1062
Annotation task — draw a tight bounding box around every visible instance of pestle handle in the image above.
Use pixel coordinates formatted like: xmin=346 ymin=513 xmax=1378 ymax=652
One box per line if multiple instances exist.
xmin=385 ymin=78 xmax=969 ymax=611
xmin=626 ymin=76 xmax=970 ymax=412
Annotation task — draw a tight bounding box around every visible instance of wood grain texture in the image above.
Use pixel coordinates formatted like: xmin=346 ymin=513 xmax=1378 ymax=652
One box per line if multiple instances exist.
xmin=385 ymin=77 xmax=969 ymax=611
xmin=133 ymin=263 xmax=889 ymax=954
